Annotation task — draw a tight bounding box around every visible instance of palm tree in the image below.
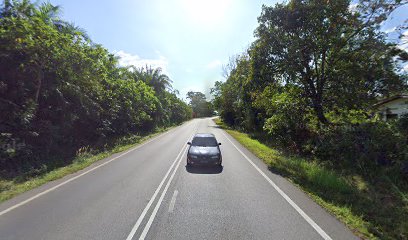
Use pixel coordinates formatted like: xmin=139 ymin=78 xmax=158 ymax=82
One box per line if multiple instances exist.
xmin=35 ymin=2 xmax=90 ymax=40
xmin=1 ymin=0 xmax=35 ymax=18
xmin=1 ymin=1 xmax=89 ymax=39
xmin=134 ymin=66 xmax=172 ymax=94
xmin=58 ymin=22 xmax=90 ymax=41
xmin=149 ymin=67 xmax=172 ymax=94
xmin=34 ymin=2 xmax=60 ymax=24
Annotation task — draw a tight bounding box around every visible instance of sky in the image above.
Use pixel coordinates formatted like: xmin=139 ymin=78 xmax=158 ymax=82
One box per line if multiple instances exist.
xmin=47 ymin=0 xmax=278 ymax=100
xmin=47 ymin=0 xmax=407 ymax=100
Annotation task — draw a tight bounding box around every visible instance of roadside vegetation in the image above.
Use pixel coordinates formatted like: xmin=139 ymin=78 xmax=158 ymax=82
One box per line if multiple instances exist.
xmin=0 ymin=1 xmax=191 ymax=200
xmin=212 ymin=1 xmax=408 ymax=239
xmin=186 ymin=91 xmax=215 ymax=118
xmin=215 ymin=118 xmax=407 ymax=240
xmin=0 ymin=126 xmax=179 ymax=202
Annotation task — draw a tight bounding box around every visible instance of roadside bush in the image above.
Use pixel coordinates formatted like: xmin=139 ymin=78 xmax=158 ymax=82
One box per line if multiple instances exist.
xmin=395 ymin=114 xmax=408 ymax=141
xmin=259 ymin=85 xmax=316 ymax=153
xmin=313 ymin=121 xmax=407 ymax=177
xmin=264 ymin=114 xmax=313 ymax=153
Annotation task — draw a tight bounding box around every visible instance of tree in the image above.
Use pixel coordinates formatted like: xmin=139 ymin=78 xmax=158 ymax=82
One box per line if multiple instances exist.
xmin=0 ymin=0 xmax=191 ymax=174
xmin=186 ymin=91 xmax=213 ymax=117
xmin=210 ymin=81 xmax=223 ymax=111
xmin=253 ymin=0 xmax=406 ymax=124
xmin=134 ymin=66 xmax=172 ymax=95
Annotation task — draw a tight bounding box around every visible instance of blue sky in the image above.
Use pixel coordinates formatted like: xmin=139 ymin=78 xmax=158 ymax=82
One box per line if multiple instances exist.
xmin=48 ymin=0 xmax=277 ymax=100
xmin=48 ymin=0 xmax=407 ymax=100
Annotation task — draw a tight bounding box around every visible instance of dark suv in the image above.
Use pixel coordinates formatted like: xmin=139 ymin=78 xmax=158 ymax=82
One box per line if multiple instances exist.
xmin=187 ymin=133 xmax=222 ymax=166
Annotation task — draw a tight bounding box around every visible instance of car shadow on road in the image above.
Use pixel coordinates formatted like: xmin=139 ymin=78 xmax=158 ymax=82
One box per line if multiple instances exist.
xmin=185 ymin=165 xmax=223 ymax=174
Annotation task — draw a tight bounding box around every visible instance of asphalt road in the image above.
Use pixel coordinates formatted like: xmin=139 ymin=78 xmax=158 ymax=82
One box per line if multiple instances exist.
xmin=0 ymin=118 xmax=358 ymax=240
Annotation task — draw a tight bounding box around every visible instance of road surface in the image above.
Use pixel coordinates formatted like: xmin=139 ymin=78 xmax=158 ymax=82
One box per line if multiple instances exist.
xmin=0 ymin=118 xmax=357 ymax=240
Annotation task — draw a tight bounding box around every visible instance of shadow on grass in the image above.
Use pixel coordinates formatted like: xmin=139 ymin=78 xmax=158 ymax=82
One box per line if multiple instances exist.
xmin=185 ymin=165 xmax=223 ymax=174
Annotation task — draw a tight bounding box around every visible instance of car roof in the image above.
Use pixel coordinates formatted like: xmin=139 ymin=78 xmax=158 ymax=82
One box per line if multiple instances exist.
xmin=193 ymin=133 xmax=215 ymax=138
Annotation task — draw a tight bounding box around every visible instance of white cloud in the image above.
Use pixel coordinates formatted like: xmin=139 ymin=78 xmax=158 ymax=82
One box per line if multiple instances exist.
xmin=395 ymin=30 xmax=408 ymax=51
xmin=206 ymin=59 xmax=223 ymax=69
xmin=114 ymin=50 xmax=170 ymax=75
xmin=402 ymin=29 xmax=408 ymax=39
xmin=384 ymin=27 xmax=396 ymax=34
xmin=397 ymin=42 xmax=408 ymax=51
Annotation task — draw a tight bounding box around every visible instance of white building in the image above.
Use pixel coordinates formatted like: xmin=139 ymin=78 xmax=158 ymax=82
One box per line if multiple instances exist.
xmin=375 ymin=95 xmax=408 ymax=121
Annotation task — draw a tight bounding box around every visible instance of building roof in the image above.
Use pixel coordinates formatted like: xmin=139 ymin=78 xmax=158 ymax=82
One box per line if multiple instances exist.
xmin=374 ymin=94 xmax=408 ymax=107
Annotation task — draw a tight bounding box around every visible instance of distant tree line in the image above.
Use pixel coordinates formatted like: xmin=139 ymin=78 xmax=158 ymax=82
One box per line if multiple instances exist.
xmin=186 ymin=91 xmax=214 ymax=118
xmin=0 ymin=0 xmax=192 ymax=175
xmin=212 ymin=0 xmax=408 ymax=174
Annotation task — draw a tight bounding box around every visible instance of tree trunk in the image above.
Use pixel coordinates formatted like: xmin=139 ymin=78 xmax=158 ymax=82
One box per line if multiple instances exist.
xmin=34 ymin=69 xmax=43 ymax=104
xmin=311 ymin=97 xmax=329 ymax=125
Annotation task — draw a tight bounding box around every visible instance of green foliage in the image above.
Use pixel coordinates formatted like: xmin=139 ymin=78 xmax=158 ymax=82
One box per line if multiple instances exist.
xmin=212 ymin=1 xmax=408 ymax=238
xmin=0 ymin=0 xmax=191 ymax=176
xmin=252 ymin=0 xmax=405 ymax=124
xmin=212 ymin=0 xmax=408 ymax=170
xmin=0 ymin=126 xmax=172 ymax=203
xmin=312 ymin=122 xmax=407 ymax=176
xmin=211 ymin=54 xmax=262 ymax=131
xmin=395 ymin=113 xmax=408 ymax=138
xmin=257 ymin=84 xmax=314 ymax=152
xmin=216 ymin=119 xmax=408 ymax=240
xmin=186 ymin=91 xmax=213 ymax=117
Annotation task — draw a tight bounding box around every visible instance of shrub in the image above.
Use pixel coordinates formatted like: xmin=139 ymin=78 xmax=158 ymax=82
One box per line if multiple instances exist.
xmin=395 ymin=114 xmax=408 ymax=140
xmin=312 ymin=121 xmax=407 ymax=177
xmin=260 ymin=85 xmax=316 ymax=153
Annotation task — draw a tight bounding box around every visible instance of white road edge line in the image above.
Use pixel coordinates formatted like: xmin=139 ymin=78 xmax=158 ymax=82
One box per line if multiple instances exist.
xmin=125 ymin=144 xmax=188 ymax=240
xmin=220 ymin=131 xmax=333 ymax=240
xmin=139 ymin=145 xmax=188 ymax=240
xmin=168 ymin=190 xmax=178 ymax=213
xmin=126 ymin=128 xmax=196 ymax=240
xmin=0 ymin=121 xmax=193 ymax=217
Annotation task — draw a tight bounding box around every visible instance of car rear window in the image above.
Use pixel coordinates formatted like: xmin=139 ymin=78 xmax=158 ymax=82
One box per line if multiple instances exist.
xmin=191 ymin=137 xmax=218 ymax=147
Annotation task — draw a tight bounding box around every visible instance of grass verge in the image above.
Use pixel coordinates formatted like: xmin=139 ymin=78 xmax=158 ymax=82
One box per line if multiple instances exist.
xmin=0 ymin=125 xmax=179 ymax=203
xmin=214 ymin=118 xmax=407 ymax=240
